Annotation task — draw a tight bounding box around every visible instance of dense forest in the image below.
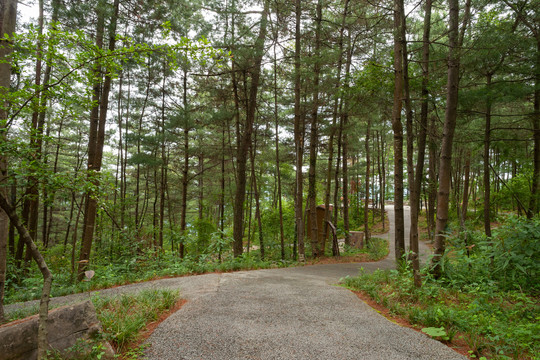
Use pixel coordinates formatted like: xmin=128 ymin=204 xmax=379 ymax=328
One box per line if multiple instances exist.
xmin=0 ymin=0 xmax=538 ymax=355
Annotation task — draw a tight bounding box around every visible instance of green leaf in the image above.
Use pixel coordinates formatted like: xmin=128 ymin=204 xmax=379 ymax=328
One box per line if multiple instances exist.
xmin=421 ymin=327 xmax=448 ymax=339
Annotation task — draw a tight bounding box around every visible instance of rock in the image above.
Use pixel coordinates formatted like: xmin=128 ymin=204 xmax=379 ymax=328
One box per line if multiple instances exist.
xmin=0 ymin=300 xmax=115 ymax=360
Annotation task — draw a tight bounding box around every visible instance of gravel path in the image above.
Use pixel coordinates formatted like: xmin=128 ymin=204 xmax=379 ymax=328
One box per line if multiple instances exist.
xmin=6 ymin=205 xmax=462 ymax=359
xmin=143 ymin=205 xmax=461 ymax=360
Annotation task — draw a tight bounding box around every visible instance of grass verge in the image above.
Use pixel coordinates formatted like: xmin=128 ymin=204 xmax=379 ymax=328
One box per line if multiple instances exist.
xmin=17 ymin=290 xmax=181 ymax=360
xmin=343 ymin=268 xmax=539 ymax=360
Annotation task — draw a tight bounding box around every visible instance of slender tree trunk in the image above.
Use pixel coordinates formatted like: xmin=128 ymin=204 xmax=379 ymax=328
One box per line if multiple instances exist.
xmin=220 ymin=127 xmax=226 ymax=250
xmin=232 ymin=6 xmax=268 ymax=257
xmin=70 ymin=195 xmax=84 ymax=279
xmin=273 ymin=46 xmax=286 ymax=260
xmin=232 ymin=2 xmax=268 ymax=257
xmin=427 ymin=114 xmax=437 ymax=239
xmin=433 ymin=0 xmax=462 ymax=276
xmin=0 ymin=0 xmax=17 ymax=324
xmin=294 ymin=0 xmax=305 ymax=261
xmin=8 ymin=178 xmax=16 ymax=256
xmin=323 ymin=0 xmax=349 ymax=253
xmin=530 ymin=37 xmax=540 ymax=218
xmin=198 ymin=152 xmax=204 ymax=220
xmin=461 ymin=150 xmax=471 ymax=225
xmin=180 ymin=71 xmax=189 ymax=258
xmin=135 ymin=70 xmax=151 ymax=236
xmin=159 ymin=70 xmax=167 ymax=249
xmin=483 ymin=73 xmax=492 ymax=237
xmin=342 ymin=36 xmax=353 ymax=247
xmin=392 ymin=0 xmax=406 ymax=262
xmin=377 ymin=131 xmax=385 ymax=231
xmin=250 ymin=139 xmax=265 ymax=259
xmin=409 ymin=0 xmax=432 ymax=287
xmin=78 ymin=0 xmax=120 ymax=281
xmin=307 ymin=0 xmax=322 ymax=257
xmin=0 ymin=194 xmax=51 ymax=359
xmin=364 ymin=120 xmax=371 ymax=245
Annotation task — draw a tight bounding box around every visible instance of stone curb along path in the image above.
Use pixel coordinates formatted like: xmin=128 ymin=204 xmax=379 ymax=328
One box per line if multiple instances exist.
xmin=6 ymin=206 xmax=464 ymax=359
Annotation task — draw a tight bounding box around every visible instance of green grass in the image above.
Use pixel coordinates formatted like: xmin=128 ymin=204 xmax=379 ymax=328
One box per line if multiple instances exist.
xmin=343 ymin=268 xmax=539 ymax=359
xmin=93 ymin=289 xmax=179 ymax=353
xmin=42 ymin=289 xmax=180 ymax=360
xmin=341 ymin=237 xmax=389 ymax=261
xmin=5 ymin=238 xmax=388 ymax=305
xmin=41 ymin=290 xmax=178 ymax=360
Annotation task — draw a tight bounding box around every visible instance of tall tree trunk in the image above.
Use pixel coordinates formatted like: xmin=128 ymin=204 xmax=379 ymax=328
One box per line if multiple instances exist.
xmin=180 ymin=71 xmax=189 ymax=258
xmin=294 ymin=0 xmax=305 ymax=261
xmin=342 ymin=35 xmax=353 ymax=247
xmin=530 ymin=37 xmax=540 ymax=218
xmin=364 ymin=120 xmax=371 ymax=245
xmin=18 ymin=0 xmax=46 ymax=266
xmin=392 ymin=0 xmax=406 ymax=262
xmin=308 ymin=0 xmax=322 ymax=257
xmin=135 ymin=73 xmax=150 ymax=235
xmin=409 ymin=0 xmax=432 ymax=287
xmin=232 ymin=1 xmax=269 ymax=257
xmin=377 ymin=131 xmax=385 ymax=231
xmin=250 ymin=139 xmax=265 ymax=259
xmin=323 ymin=0 xmax=349 ymax=253
xmin=461 ymin=149 xmax=471 ymax=225
xmin=0 ymin=0 xmax=17 ymax=324
xmin=427 ymin=114 xmax=437 ymax=239
xmin=433 ymin=0 xmax=462 ymax=276
xmin=159 ymin=70 xmax=167 ymax=249
xmin=78 ymin=0 xmax=120 ymax=281
xmin=273 ymin=46 xmax=286 ymax=260
xmin=483 ymin=73 xmax=492 ymax=237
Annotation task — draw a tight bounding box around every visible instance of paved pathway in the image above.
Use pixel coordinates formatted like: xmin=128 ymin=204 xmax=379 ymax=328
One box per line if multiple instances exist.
xmin=7 ymin=206 xmax=461 ymax=359
xmin=143 ymin=205 xmax=460 ymax=360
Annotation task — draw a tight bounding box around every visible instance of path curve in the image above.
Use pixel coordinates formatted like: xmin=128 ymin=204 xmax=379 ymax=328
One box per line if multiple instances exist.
xmin=6 ymin=206 xmax=461 ymax=359
xmin=143 ymin=205 xmax=461 ymax=360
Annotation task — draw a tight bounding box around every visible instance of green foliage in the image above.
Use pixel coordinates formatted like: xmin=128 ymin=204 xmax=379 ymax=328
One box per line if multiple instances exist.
xmin=343 ymin=217 xmax=540 ymax=359
xmin=93 ymin=289 xmax=178 ymax=352
xmin=439 ymin=215 xmax=540 ymax=293
xmin=42 ymin=290 xmax=177 ymax=359
xmin=341 ymin=237 xmax=388 ymax=261
xmin=421 ymin=327 xmax=451 ymax=341
xmin=187 ymin=218 xmax=217 ymax=257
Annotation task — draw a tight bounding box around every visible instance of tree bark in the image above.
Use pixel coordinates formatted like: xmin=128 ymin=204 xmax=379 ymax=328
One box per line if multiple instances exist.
xmin=0 ymin=0 xmax=17 ymax=324
xmin=377 ymin=131 xmax=385 ymax=231
xmin=461 ymin=149 xmax=471 ymax=225
xmin=232 ymin=1 xmax=269 ymax=257
xmin=409 ymin=0 xmax=432 ymax=287
xmin=392 ymin=0 xmax=406 ymax=262
xmin=307 ymin=0 xmax=322 ymax=257
xmin=78 ymin=0 xmax=120 ymax=281
xmin=364 ymin=120 xmax=371 ymax=246
xmin=323 ymin=0 xmax=349 ymax=254
xmin=483 ymin=73 xmax=492 ymax=237
xmin=273 ymin=45 xmax=286 ymax=260
xmin=0 ymin=193 xmax=52 ymax=360
xmin=180 ymin=71 xmax=189 ymax=258
xmin=342 ymin=34 xmax=353 ymax=248
xmin=294 ymin=0 xmax=305 ymax=261
xmin=432 ymin=0 xmax=461 ymax=276
xmin=250 ymin=139 xmax=265 ymax=259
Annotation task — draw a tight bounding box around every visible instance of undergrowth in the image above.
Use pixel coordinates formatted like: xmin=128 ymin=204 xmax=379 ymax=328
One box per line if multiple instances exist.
xmin=44 ymin=289 xmax=179 ymax=359
xmin=5 ymin=235 xmax=387 ymax=305
xmin=343 ymin=215 xmax=540 ymax=360
xmin=341 ymin=237 xmax=389 ymax=261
